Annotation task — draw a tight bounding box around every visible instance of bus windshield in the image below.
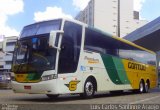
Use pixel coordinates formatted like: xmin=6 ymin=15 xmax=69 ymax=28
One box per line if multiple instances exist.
xmin=20 ymin=19 xmax=61 ymax=38
xmin=12 ymin=35 xmax=57 ymax=73
xmin=12 ymin=19 xmax=62 ymax=73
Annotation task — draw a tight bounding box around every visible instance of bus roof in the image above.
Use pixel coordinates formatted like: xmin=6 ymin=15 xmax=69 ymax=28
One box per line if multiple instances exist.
xmin=63 ymin=18 xmax=155 ymax=54
xmin=22 ymin=18 xmax=155 ymax=54
xmin=112 ymin=35 xmax=155 ymax=54
xmin=24 ymin=18 xmax=87 ymax=27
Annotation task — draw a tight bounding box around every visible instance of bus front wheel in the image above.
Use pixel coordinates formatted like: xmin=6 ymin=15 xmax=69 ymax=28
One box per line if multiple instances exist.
xmin=81 ymin=79 xmax=95 ymax=98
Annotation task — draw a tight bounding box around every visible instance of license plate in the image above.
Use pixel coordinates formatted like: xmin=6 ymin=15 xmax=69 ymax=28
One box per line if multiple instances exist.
xmin=24 ymin=86 xmax=31 ymax=90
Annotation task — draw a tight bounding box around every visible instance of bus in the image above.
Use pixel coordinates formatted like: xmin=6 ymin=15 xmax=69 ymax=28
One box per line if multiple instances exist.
xmin=11 ymin=18 xmax=158 ymax=98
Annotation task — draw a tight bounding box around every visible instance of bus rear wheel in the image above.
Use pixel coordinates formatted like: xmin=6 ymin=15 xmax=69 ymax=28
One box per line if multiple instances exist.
xmin=81 ymin=79 xmax=95 ymax=98
xmin=144 ymin=81 xmax=150 ymax=93
xmin=139 ymin=80 xmax=145 ymax=93
xmin=46 ymin=94 xmax=59 ymax=99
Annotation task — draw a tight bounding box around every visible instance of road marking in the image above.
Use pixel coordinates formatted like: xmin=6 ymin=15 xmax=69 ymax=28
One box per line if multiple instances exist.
xmin=129 ymin=95 xmax=160 ymax=104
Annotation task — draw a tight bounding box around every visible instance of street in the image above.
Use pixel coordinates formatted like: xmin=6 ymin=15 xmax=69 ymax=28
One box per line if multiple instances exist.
xmin=0 ymin=88 xmax=160 ymax=110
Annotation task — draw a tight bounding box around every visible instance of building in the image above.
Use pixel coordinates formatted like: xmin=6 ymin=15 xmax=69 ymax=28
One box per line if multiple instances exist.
xmin=0 ymin=36 xmax=5 ymax=74
xmin=75 ymin=0 xmax=148 ymax=37
xmin=0 ymin=36 xmax=18 ymax=88
xmin=0 ymin=36 xmax=18 ymax=75
xmin=0 ymin=49 xmax=5 ymax=74
xmin=2 ymin=36 xmax=18 ymax=73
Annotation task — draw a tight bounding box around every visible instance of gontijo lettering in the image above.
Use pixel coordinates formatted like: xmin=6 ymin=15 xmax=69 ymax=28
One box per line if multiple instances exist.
xmin=128 ymin=62 xmax=146 ymax=71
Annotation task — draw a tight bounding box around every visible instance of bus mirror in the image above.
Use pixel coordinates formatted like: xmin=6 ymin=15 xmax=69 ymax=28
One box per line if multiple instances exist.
xmin=49 ymin=30 xmax=63 ymax=48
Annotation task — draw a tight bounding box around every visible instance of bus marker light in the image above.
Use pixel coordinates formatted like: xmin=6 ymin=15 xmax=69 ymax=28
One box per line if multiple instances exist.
xmin=73 ymin=78 xmax=77 ymax=80
xmin=60 ymin=77 xmax=66 ymax=80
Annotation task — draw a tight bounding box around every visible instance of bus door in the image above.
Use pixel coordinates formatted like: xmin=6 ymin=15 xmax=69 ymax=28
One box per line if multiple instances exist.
xmin=57 ymin=21 xmax=83 ymax=93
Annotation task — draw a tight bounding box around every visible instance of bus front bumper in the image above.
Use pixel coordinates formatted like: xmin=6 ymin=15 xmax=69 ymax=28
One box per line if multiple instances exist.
xmin=11 ymin=80 xmax=58 ymax=94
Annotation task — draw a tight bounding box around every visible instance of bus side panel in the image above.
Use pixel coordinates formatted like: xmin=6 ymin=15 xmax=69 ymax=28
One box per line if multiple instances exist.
xmin=82 ymin=51 xmax=116 ymax=91
xmin=56 ymin=73 xmax=83 ymax=94
xmin=122 ymin=59 xmax=157 ymax=89
xmin=100 ymin=54 xmax=132 ymax=90
xmin=82 ymin=51 xmax=132 ymax=92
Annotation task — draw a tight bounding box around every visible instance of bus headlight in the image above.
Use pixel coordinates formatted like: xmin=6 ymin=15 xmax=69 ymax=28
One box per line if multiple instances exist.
xmin=41 ymin=74 xmax=58 ymax=81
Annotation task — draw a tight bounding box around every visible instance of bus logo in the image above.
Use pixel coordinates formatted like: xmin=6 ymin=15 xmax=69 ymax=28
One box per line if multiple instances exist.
xmin=65 ymin=81 xmax=80 ymax=91
xmin=128 ymin=62 xmax=146 ymax=71
xmin=84 ymin=56 xmax=99 ymax=64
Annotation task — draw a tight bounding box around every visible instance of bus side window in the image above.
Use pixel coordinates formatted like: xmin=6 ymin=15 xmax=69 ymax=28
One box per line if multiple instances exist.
xmin=58 ymin=21 xmax=82 ymax=74
xmin=59 ymin=38 xmax=74 ymax=73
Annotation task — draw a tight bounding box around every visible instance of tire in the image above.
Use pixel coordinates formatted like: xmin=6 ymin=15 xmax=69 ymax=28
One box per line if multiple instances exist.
xmin=139 ymin=80 xmax=145 ymax=93
xmin=46 ymin=94 xmax=59 ymax=99
xmin=144 ymin=81 xmax=149 ymax=93
xmin=81 ymin=79 xmax=95 ymax=98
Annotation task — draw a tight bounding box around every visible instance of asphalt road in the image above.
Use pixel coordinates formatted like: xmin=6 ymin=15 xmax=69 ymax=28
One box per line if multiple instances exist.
xmin=0 ymin=88 xmax=160 ymax=110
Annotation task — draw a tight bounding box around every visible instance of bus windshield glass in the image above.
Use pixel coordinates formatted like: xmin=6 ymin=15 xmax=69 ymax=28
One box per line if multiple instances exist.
xmin=12 ymin=19 xmax=62 ymax=73
xmin=12 ymin=35 xmax=57 ymax=73
xmin=20 ymin=19 xmax=61 ymax=38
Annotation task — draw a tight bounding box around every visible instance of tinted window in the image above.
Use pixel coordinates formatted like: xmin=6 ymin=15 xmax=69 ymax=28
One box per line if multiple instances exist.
xmin=58 ymin=21 xmax=82 ymax=73
xmin=84 ymin=28 xmax=118 ymax=56
xmin=84 ymin=27 xmax=156 ymax=66
xmin=12 ymin=34 xmax=57 ymax=73
xmin=21 ymin=20 xmax=61 ymax=38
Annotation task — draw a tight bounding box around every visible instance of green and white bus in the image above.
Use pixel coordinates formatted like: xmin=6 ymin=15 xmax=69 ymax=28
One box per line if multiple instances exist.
xmin=11 ymin=18 xmax=158 ymax=98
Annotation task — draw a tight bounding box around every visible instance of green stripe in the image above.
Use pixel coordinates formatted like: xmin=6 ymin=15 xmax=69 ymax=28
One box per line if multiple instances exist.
xmin=101 ymin=54 xmax=123 ymax=84
xmin=112 ymin=57 xmax=130 ymax=84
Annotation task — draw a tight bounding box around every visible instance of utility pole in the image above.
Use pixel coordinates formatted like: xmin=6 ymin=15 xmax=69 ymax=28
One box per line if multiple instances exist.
xmin=117 ymin=0 xmax=120 ymax=37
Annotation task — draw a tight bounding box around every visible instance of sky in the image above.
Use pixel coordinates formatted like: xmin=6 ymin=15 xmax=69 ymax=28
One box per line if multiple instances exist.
xmin=0 ymin=0 xmax=160 ymax=37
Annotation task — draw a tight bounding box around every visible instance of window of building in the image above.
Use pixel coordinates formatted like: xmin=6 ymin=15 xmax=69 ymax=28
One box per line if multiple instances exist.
xmin=6 ymin=42 xmax=16 ymax=46
xmin=6 ymin=61 xmax=12 ymax=65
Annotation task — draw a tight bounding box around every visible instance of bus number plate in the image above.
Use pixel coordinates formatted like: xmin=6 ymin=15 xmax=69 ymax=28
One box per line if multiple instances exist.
xmin=24 ymin=86 xmax=31 ymax=90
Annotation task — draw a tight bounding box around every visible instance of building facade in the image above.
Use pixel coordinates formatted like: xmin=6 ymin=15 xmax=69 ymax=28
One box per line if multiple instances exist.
xmin=0 ymin=36 xmax=18 ymax=74
xmin=0 ymin=50 xmax=5 ymax=74
xmin=3 ymin=36 xmax=18 ymax=73
xmin=75 ymin=0 xmax=148 ymax=37
xmin=0 ymin=37 xmax=5 ymax=74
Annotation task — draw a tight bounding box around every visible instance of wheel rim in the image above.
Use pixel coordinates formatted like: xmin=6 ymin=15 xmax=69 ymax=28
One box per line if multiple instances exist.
xmin=145 ymin=83 xmax=149 ymax=92
xmin=140 ymin=82 xmax=144 ymax=93
xmin=85 ymin=81 xmax=94 ymax=96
